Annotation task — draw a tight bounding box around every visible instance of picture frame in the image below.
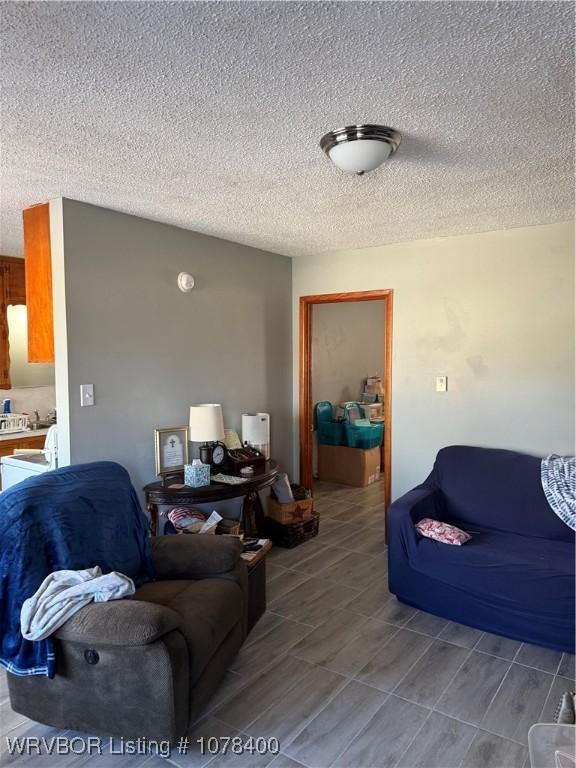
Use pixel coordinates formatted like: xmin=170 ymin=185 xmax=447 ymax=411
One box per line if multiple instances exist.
xmin=154 ymin=426 xmax=189 ymax=476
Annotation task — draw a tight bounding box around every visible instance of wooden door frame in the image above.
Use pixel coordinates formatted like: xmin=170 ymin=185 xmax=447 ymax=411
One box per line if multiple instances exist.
xmin=299 ymin=289 xmax=393 ymax=510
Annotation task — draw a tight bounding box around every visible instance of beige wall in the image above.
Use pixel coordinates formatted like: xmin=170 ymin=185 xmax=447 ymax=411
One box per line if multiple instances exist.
xmin=293 ymin=221 xmax=575 ymax=499
xmin=312 ymin=300 xmax=385 ymax=408
xmin=7 ymin=305 xmax=55 ymax=388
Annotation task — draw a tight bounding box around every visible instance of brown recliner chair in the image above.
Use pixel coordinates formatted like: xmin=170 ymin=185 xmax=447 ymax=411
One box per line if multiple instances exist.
xmin=8 ymin=535 xmax=248 ymax=742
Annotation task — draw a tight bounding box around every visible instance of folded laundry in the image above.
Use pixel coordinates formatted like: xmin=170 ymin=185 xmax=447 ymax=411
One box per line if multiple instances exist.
xmin=20 ymin=566 xmax=135 ymax=642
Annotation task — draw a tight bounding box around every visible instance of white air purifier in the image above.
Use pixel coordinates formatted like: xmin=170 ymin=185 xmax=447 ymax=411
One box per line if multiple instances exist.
xmin=242 ymin=413 xmax=270 ymax=459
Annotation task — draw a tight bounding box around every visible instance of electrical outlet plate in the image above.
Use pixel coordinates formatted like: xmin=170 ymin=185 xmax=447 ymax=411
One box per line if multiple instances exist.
xmin=436 ymin=376 xmax=448 ymax=393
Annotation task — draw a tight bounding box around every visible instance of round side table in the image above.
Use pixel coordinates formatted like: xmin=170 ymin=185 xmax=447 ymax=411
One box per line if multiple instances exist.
xmin=143 ymin=460 xmax=279 ymax=536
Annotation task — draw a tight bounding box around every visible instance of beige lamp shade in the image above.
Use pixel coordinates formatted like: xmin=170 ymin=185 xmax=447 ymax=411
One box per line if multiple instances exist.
xmin=189 ymin=404 xmax=225 ymax=443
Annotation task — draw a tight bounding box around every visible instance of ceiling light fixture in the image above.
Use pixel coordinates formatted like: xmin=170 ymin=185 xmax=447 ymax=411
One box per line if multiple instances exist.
xmin=320 ymin=124 xmax=401 ymax=175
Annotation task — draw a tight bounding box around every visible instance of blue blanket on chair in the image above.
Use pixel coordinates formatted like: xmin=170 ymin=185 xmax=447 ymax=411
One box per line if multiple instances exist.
xmin=0 ymin=461 xmax=154 ymax=677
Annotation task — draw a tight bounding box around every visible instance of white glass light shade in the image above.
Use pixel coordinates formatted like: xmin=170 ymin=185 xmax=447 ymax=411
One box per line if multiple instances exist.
xmin=189 ymin=404 xmax=225 ymax=442
xmin=328 ymin=140 xmax=393 ymax=174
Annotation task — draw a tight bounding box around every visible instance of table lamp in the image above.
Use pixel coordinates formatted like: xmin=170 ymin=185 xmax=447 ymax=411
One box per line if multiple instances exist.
xmin=189 ymin=404 xmax=225 ymax=465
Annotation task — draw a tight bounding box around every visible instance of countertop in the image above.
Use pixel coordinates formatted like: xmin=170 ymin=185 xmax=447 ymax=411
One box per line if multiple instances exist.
xmin=0 ymin=428 xmax=50 ymax=442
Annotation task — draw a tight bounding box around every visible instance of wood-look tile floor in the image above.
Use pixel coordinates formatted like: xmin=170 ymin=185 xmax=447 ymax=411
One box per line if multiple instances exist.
xmin=1 ymin=479 xmax=574 ymax=768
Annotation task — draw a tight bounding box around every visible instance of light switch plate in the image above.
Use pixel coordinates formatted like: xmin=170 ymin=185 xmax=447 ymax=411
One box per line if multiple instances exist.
xmin=436 ymin=376 xmax=448 ymax=393
xmin=80 ymin=384 xmax=95 ymax=407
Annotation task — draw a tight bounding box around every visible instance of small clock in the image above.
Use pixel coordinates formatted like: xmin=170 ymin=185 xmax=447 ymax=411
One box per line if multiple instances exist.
xmin=210 ymin=442 xmax=228 ymax=469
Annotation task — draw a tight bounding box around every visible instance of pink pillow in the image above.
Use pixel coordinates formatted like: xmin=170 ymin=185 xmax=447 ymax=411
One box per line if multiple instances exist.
xmin=415 ymin=518 xmax=472 ymax=546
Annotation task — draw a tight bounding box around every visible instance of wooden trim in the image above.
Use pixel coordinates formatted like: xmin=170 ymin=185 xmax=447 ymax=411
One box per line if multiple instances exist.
xmin=299 ymin=297 xmax=312 ymax=486
xmin=299 ymin=289 xmax=393 ymax=512
xmin=383 ymin=292 xmax=393 ymax=510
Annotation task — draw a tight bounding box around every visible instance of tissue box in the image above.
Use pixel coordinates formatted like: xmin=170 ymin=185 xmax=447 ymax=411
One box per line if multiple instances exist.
xmin=184 ymin=462 xmax=211 ymax=488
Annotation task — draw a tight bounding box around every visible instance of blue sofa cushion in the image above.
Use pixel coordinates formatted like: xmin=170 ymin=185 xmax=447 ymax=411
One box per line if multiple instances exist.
xmin=410 ymin=528 xmax=575 ymax=622
xmin=432 ymin=446 xmax=572 ymax=541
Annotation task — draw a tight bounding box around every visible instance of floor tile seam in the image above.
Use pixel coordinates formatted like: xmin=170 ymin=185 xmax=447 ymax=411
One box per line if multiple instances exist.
xmin=267 ymin=579 xmax=319 ymax=603
xmin=242 ymin=615 xmax=317 ymax=651
xmin=456 ymin=725 xmax=525 ymax=768
xmin=147 ymin=756 xmax=184 ymax=768
xmin=203 ymin=651 xmax=302 ymax=719
xmin=468 ymin=646 xmax=559 ymax=674
xmin=346 ymin=603 xmax=409 ymax=628
xmin=393 ymin=644 xmax=476 ymax=711
xmin=233 ymin=626 xmax=319 ymax=678
xmin=321 ymin=689 xmax=393 ymax=768
xmin=515 ymin=643 xmax=565 ymax=676
xmin=372 ymin=607 xmax=417 ymax=629
xmin=343 ymin=623 xmax=407 ymax=682
xmin=241 ymin=667 xmax=351 ymax=754
xmin=510 ymin=643 xmax=523 ymax=664
xmin=429 ymin=704 xmax=534 ymax=748
xmin=470 ymin=644 xmax=522 ymax=663
xmin=535 ymin=670 xmax=566 ymax=724
xmin=469 ymin=726 xmax=532 ymax=750
xmin=451 ymin=721 xmax=482 ymax=768
xmin=404 ymin=625 xmax=480 ymax=647
xmin=274 ymin=592 xmax=365 ymax=626
xmin=267 ymin=565 xmax=312 ymax=579
xmin=353 ymin=633 xmax=435 ymax=694
xmin=286 ymin=613 xmax=401 ymax=676
xmin=274 ymin=754 xmax=308 ymax=768
xmin=0 ymin=711 xmax=33 ymax=740
xmin=267 ymin=582 xmax=361 ymax=618
xmin=552 ymin=653 xmax=564 ymax=677
xmin=388 ymin=707 xmax=436 ymax=768
xmin=342 ymin=544 xmax=387 ymax=557
xmin=428 ymin=705 xmax=531 ymax=750
xmin=291 ymin=549 xmax=353 ymax=575
xmin=214 ymin=654 xmax=321 ymax=737
xmin=433 ymin=652 xmax=512 ymax=733
xmin=501 ymin=658 xmax=559 ymax=676
xmin=284 ymin=612 xmax=375 ymax=669
xmin=264 ymin=610 xmax=317 ymax=629
xmin=279 ymin=679 xmax=387 ymax=766
xmin=314 ymin=551 xmax=382 ymax=582
xmin=297 ymin=657 xmax=356 ymax=681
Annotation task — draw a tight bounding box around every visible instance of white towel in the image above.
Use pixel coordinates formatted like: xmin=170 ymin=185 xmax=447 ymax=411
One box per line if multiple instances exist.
xmin=20 ymin=566 xmax=135 ymax=641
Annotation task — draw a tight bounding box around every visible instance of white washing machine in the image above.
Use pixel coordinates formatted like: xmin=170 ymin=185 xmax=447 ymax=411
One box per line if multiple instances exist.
xmin=1 ymin=425 xmax=58 ymax=490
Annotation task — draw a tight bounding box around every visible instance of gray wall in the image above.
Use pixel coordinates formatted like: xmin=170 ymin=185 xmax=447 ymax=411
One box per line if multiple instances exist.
xmin=293 ymin=221 xmax=575 ymax=498
xmin=58 ymin=199 xmax=292 ymax=495
xmin=311 ymin=300 xmax=385 ymax=407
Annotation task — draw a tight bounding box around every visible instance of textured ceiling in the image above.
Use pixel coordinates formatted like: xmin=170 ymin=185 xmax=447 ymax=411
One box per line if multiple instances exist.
xmin=1 ymin=1 xmax=574 ymax=258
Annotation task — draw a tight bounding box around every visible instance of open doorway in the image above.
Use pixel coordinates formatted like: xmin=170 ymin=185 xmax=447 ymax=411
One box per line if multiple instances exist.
xmin=299 ymin=290 xmax=393 ymax=514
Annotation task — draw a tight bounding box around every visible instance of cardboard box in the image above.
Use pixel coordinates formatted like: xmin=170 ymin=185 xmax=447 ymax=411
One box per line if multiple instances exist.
xmin=361 ymin=402 xmax=383 ymax=420
xmin=318 ymin=444 xmax=381 ymax=487
xmin=365 ymin=382 xmax=385 ymax=396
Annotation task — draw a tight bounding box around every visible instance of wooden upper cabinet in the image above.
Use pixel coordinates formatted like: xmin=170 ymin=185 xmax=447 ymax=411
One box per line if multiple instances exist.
xmin=23 ymin=203 xmax=54 ymax=363
xmin=0 ymin=256 xmax=26 ymax=305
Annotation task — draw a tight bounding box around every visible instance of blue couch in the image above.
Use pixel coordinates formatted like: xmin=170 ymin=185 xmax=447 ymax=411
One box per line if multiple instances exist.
xmin=388 ymin=446 xmax=575 ymax=653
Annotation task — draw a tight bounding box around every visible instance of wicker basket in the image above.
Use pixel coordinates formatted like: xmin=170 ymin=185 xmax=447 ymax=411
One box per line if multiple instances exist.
xmin=267 ymin=496 xmax=314 ymax=525
xmin=217 ymin=519 xmax=241 ymax=536
xmin=263 ymin=512 xmax=320 ymax=548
